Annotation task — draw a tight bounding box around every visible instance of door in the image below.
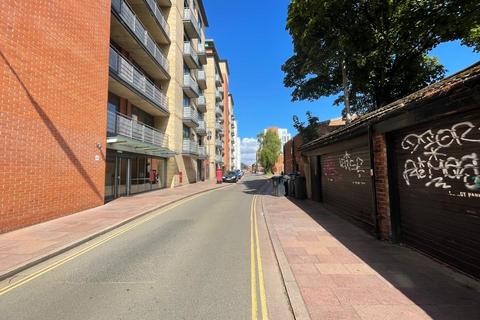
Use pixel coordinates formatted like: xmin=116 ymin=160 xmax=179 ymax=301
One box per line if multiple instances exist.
xmin=117 ymin=157 xmax=129 ymax=197
xmin=392 ymin=111 xmax=480 ymax=278
xmin=320 ymin=138 xmax=375 ymax=232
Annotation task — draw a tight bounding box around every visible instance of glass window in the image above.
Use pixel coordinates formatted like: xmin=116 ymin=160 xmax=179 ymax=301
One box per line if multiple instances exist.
xmin=183 ymin=126 xmax=190 ymax=139
xmin=183 ymin=95 xmax=190 ymax=108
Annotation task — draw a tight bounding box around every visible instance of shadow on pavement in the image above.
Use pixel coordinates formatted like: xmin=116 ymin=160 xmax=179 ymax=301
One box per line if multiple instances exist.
xmin=287 ymin=198 xmax=480 ymax=319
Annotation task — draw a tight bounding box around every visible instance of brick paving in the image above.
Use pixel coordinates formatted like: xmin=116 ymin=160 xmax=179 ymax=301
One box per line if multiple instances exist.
xmin=261 ymin=193 xmax=480 ymax=320
xmin=0 ymin=181 xmax=226 ymax=279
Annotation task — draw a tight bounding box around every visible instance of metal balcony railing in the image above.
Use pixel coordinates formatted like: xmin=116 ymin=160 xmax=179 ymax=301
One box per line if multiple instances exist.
xmin=112 ymin=0 xmax=168 ymax=73
xmin=215 ymin=89 xmax=222 ymax=101
xmin=184 ymin=41 xmax=199 ymax=67
xmin=196 ymin=120 xmax=207 ymax=134
xmin=215 ymin=106 xmax=223 ymax=116
xmin=198 ymin=146 xmax=207 ymax=158
xmin=215 ymin=74 xmax=221 ymax=86
xmin=218 ymin=100 xmax=224 ymax=109
xmin=197 ymin=95 xmax=206 ymax=107
xmin=215 ymin=154 xmax=223 ymax=163
xmin=197 ymin=42 xmax=205 ymax=55
xmin=183 ymin=107 xmax=199 ymax=124
xmin=109 ymin=46 xmax=168 ymax=112
xmin=183 ymin=139 xmax=199 ymax=155
xmin=183 ymin=74 xmax=200 ymax=96
xmin=197 ymin=69 xmax=206 ymax=82
xmin=145 ymin=0 xmax=170 ymax=37
xmin=183 ymin=7 xmax=200 ymax=38
xmin=107 ymin=111 xmax=168 ymax=148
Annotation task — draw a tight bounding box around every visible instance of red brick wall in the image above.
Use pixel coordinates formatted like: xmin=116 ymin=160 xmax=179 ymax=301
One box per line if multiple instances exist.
xmin=284 ymin=134 xmax=306 ymax=175
xmin=372 ymin=133 xmax=391 ymax=239
xmin=0 ymin=1 xmax=111 ymax=233
xmin=284 ymin=140 xmax=294 ymax=173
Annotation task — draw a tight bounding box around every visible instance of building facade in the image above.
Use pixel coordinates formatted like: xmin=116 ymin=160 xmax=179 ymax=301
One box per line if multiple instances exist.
xmin=0 ymin=0 xmax=236 ymax=233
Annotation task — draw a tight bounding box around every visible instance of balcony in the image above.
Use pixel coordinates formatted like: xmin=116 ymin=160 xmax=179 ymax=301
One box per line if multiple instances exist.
xmin=198 ymin=146 xmax=207 ymax=159
xmin=215 ymin=74 xmax=222 ymax=86
xmin=196 ymin=120 xmax=206 ymax=135
xmin=219 ymin=85 xmax=224 ymax=95
xmin=183 ymin=7 xmax=200 ymax=39
xmin=109 ymin=46 xmax=169 ymax=116
xmin=218 ymin=100 xmax=224 ymax=109
xmin=197 ymin=69 xmax=206 ymax=89
xmin=215 ymin=138 xmax=223 ymax=148
xmin=231 ymin=122 xmax=236 ymax=129
xmin=215 ymin=154 xmax=224 ymax=164
xmin=183 ymin=107 xmax=199 ymax=128
xmin=197 ymin=95 xmax=206 ymax=112
xmin=111 ymin=0 xmax=169 ymax=80
xmin=183 ymin=139 xmax=199 ymax=156
xmin=197 ymin=42 xmax=206 ymax=65
xmin=107 ymin=111 xmax=173 ymax=157
xmin=215 ymin=106 xmax=223 ymax=117
xmin=183 ymin=74 xmax=200 ymax=98
xmin=215 ymin=89 xmax=223 ymax=102
xmin=183 ymin=42 xmax=199 ymax=69
xmin=128 ymin=0 xmax=170 ymax=45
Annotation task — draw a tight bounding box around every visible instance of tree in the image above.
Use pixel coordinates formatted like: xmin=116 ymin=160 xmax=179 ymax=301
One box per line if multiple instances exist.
xmin=293 ymin=111 xmax=321 ymax=142
xmin=257 ymin=130 xmax=281 ymax=174
xmin=282 ymin=0 xmax=479 ymax=114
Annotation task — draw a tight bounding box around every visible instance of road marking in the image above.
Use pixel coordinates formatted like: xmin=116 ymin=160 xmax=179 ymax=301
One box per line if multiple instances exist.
xmin=251 ymin=195 xmax=269 ymax=320
xmin=254 ymin=195 xmax=269 ymax=320
xmin=250 ymin=196 xmax=258 ymax=319
xmin=0 ymin=187 xmax=227 ymax=296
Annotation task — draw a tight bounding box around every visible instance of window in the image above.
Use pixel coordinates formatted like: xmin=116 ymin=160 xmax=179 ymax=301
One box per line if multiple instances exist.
xmin=183 ymin=126 xmax=190 ymax=139
xmin=183 ymin=95 xmax=190 ymax=108
xmin=108 ymin=92 xmax=119 ymax=113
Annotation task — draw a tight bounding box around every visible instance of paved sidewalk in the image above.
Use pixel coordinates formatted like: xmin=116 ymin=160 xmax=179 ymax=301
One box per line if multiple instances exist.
xmin=260 ymin=193 xmax=480 ymax=320
xmin=0 ymin=181 xmax=226 ymax=280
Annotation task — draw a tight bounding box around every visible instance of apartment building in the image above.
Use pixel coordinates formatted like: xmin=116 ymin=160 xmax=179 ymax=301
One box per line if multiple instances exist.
xmin=204 ymin=40 xmax=225 ymax=178
xmin=231 ymin=115 xmax=241 ymax=170
xmin=0 ymin=0 xmax=234 ymax=233
xmin=106 ymin=0 xmax=210 ymax=200
xmin=264 ymin=127 xmax=291 ymax=151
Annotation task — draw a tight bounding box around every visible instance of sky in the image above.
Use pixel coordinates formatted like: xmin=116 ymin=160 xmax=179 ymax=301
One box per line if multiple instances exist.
xmin=202 ymin=0 xmax=480 ymax=164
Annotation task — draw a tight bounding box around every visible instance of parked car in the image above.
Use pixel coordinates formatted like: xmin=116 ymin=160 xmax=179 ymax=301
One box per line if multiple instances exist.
xmin=234 ymin=169 xmax=243 ymax=180
xmin=223 ymin=171 xmax=239 ymax=183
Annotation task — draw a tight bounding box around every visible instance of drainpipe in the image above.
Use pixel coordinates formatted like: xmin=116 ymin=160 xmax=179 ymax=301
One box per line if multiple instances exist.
xmin=368 ymin=124 xmax=380 ymax=239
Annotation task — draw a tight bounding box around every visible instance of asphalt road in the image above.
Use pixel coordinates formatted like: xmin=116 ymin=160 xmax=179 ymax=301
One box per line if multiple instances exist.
xmin=0 ymin=175 xmax=292 ymax=320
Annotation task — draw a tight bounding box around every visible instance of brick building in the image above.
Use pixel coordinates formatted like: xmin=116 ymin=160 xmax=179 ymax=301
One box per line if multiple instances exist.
xmin=300 ymin=63 xmax=480 ymax=279
xmin=0 ymin=0 xmax=237 ymax=233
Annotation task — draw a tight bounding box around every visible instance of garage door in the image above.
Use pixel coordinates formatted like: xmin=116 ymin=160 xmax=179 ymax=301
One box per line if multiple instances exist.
xmin=393 ymin=111 xmax=480 ymax=278
xmin=320 ymin=138 xmax=375 ymax=232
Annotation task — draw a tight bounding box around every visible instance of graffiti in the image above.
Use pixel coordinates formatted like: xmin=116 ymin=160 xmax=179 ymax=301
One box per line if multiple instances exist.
xmin=401 ymin=121 xmax=480 ymax=190
xmin=339 ymin=151 xmax=365 ymax=174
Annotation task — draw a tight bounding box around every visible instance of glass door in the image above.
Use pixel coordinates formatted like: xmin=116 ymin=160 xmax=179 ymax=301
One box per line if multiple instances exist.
xmin=117 ymin=157 xmax=129 ymax=197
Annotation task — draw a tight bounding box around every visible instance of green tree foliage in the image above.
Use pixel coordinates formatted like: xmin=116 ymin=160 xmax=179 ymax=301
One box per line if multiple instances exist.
xmin=293 ymin=111 xmax=321 ymax=142
xmin=282 ymin=0 xmax=480 ymax=114
xmin=257 ymin=130 xmax=281 ymax=174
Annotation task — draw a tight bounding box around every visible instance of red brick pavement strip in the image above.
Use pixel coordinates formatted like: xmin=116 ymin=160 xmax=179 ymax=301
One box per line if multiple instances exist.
xmin=259 ymin=191 xmax=480 ymax=320
xmin=0 ymin=181 xmax=230 ymax=281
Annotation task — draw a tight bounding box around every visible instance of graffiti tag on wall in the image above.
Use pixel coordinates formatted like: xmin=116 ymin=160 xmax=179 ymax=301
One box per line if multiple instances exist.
xmin=401 ymin=121 xmax=480 ymax=190
xmin=339 ymin=151 xmax=365 ymax=176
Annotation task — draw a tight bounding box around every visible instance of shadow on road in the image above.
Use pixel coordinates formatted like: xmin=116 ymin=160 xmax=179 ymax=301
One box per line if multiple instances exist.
xmin=240 ymin=175 xmax=271 ymax=195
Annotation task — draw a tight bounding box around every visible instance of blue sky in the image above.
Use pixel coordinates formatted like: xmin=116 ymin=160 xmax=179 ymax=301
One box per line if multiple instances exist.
xmin=203 ymin=0 xmax=480 ymax=164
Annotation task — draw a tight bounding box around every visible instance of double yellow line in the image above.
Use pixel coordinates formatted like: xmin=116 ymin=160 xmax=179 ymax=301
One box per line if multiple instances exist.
xmin=0 ymin=189 xmax=220 ymax=296
xmin=250 ymin=195 xmax=268 ymax=320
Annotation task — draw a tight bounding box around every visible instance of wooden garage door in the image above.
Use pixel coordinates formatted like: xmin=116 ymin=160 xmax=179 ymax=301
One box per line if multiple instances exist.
xmin=320 ymin=139 xmax=375 ymax=232
xmin=393 ymin=111 xmax=480 ymax=278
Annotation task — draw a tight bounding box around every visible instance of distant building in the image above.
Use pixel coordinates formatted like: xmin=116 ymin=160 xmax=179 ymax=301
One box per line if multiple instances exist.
xmin=264 ymin=127 xmax=291 ymax=152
